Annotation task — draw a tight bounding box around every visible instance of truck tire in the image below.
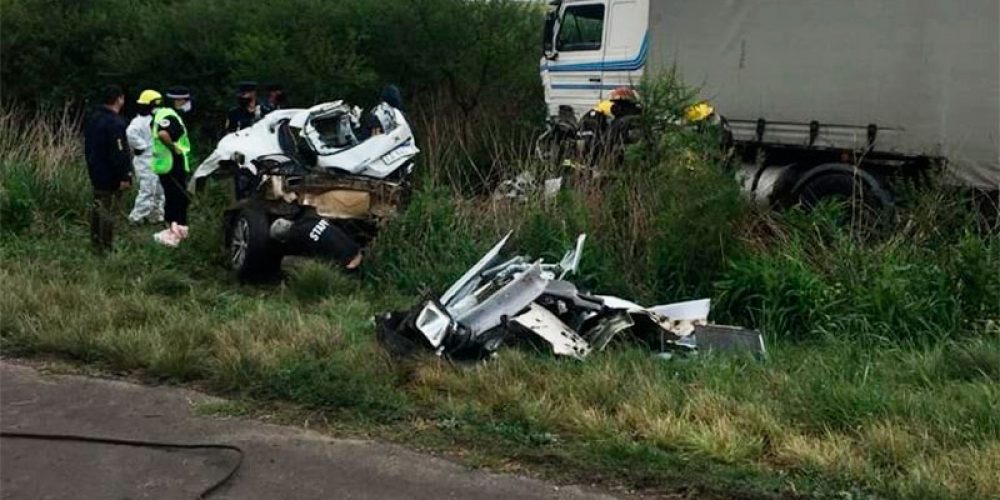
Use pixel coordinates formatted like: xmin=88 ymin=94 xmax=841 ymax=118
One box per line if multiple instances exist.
xmin=598 ymin=114 xmax=641 ymax=162
xmin=224 ymin=208 xmax=282 ymax=282
xmin=792 ymin=163 xmax=895 ymax=232
xmin=534 ymin=126 xmax=572 ymax=167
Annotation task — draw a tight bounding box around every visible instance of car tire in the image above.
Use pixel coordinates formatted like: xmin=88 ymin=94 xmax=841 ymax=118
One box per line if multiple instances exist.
xmin=225 ymin=208 xmax=282 ymax=282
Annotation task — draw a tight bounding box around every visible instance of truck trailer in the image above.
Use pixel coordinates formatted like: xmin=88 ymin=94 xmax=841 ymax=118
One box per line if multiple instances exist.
xmin=540 ymin=0 xmax=999 ymax=210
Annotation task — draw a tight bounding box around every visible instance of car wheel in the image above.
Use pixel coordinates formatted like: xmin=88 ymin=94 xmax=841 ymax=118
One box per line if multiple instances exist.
xmin=225 ymin=208 xmax=282 ymax=282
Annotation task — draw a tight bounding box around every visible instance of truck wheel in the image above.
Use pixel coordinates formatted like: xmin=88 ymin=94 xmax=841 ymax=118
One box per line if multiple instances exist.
xmin=792 ymin=164 xmax=895 ymax=233
xmin=225 ymin=208 xmax=282 ymax=282
xmin=534 ymin=128 xmax=567 ymax=166
xmin=602 ymin=114 xmax=641 ymax=161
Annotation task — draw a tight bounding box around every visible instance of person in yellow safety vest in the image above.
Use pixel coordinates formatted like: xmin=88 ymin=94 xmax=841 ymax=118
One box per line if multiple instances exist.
xmin=151 ymin=86 xmax=193 ymax=247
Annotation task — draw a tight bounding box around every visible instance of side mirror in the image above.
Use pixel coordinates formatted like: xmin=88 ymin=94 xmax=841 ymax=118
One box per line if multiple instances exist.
xmin=542 ymin=12 xmax=558 ymax=60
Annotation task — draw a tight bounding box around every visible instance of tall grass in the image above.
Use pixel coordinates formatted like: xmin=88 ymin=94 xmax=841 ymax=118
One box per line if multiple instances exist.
xmin=0 ymin=106 xmax=89 ymax=234
xmin=0 ymin=105 xmax=81 ymax=170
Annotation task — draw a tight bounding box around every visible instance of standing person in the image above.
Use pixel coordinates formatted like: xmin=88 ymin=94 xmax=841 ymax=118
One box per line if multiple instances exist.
xmin=151 ymin=86 xmax=193 ymax=247
xmin=83 ymin=84 xmax=132 ymax=253
xmin=127 ymin=89 xmax=165 ymax=225
xmin=260 ymin=83 xmax=286 ymax=116
xmin=362 ymin=84 xmax=405 ymax=138
xmin=223 ymin=81 xmax=261 ymax=133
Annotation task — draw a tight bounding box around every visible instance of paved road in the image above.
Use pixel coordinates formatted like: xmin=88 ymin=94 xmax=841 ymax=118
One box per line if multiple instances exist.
xmin=0 ymin=361 xmax=617 ymax=500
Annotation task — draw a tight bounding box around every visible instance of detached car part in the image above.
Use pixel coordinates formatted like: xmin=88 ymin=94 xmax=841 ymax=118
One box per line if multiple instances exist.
xmin=377 ymin=233 xmax=765 ymax=362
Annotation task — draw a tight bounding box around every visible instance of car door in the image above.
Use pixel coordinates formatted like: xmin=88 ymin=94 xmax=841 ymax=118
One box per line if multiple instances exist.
xmin=543 ymin=2 xmax=609 ymax=119
xmin=601 ymin=0 xmax=648 ymax=93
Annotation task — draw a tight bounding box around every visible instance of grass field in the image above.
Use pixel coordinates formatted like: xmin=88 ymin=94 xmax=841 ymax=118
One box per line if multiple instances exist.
xmin=2 ymin=106 xmax=998 ymax=499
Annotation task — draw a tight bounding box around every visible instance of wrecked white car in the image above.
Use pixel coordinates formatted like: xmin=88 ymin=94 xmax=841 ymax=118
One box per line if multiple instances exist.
xmin=191 ymin=101 xmax=419 ymax=281
xmin=377 ymin=233 xmax=765 ymax=361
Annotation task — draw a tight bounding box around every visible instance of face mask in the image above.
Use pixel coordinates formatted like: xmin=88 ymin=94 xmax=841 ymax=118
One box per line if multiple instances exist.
xmin=237 ymin=96 xmax=252 ymax=107
xmin=180 ymin=101 xmax=192 ymax=113
xmin=136 ymin=104 xmax=151 ymax=116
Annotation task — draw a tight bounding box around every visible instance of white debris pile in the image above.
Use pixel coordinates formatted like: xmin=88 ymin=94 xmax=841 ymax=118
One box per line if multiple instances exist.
xmin=376 ymin=233 xmax=765 ymax=361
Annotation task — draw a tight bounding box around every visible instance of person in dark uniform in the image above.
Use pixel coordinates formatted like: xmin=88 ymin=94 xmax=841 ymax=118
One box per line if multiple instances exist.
xmin=83 ymin=84 xmax=132 ymax=253
xmin=359 ymin=84 xmax=404 ymax=140
xmin=260 ymin=83 xmax=286 ymax=116
xmin=224 ymin=81 xmax=262 ymax=133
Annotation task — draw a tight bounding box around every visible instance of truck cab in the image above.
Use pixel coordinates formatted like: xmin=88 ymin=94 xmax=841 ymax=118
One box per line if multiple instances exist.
xmin=540 ymin=0 xmax=1000 ymax=222
xmin=541 ymin=0 xmax=648 ymax=120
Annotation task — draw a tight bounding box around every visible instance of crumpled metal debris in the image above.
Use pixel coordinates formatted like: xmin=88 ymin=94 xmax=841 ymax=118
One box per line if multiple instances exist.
xmin=492 ymin=172 xmax=563 ymax=201
xmin=376 ymin=233 xmax=765 ymax=361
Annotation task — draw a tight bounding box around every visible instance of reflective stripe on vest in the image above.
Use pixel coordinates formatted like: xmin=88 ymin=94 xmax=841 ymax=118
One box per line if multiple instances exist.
xmin=150 ymin=107 xmax=191 ymax=174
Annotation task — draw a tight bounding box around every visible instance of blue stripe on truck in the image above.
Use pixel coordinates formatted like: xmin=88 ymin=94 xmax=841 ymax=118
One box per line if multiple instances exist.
xmin=542 ymin=34 xmax=648 ymax=73
xmin=550 ymin=83 xmax=635 ymax=90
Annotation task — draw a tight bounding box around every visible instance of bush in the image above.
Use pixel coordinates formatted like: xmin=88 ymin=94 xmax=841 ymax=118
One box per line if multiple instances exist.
xmin=0 ymin=107 xmax=89 ymax=234
xmin=715 ymin=200 xmax=1000 ymax=342
xmin=366 ymin=188 xmax=492 ymax=294
xmin=0 ymin=0 xmax=543 ymax=143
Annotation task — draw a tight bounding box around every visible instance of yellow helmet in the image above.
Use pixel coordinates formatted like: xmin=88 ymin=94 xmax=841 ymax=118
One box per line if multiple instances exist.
xmin=594 ymin=100 xmax=614 ymax=116
xmin=137 ymin=89 xmax=163 ymax=105
xmin=684 ymin=102 xmax=715 ymax=123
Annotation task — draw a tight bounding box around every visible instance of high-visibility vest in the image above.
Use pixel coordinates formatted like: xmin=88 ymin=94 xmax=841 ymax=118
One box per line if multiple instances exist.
xmin=151 ymin=107 xmax=191 ymax=174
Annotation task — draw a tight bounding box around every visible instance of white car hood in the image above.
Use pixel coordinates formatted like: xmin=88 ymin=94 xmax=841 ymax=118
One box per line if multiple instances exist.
xmin=189 ymin=101 xmax=418 ymax=191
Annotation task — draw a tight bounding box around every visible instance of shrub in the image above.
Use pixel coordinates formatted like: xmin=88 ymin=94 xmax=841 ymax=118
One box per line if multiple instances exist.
xmin=0 ymin=0 xmax=542 ymax=142
xmin=716 ymin=199 xmax=1000 ymax=342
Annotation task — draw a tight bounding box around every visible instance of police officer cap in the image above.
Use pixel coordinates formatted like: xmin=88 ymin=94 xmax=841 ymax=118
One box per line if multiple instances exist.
xmin=165 ymin=86 xmax=191 ymax=100
xmin=236 ymin=81 xmax=258 ymax=94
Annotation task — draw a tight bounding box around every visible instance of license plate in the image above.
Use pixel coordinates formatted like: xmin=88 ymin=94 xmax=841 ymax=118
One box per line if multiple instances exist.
xmin=383 ymin=146 xmax=416 ymax=165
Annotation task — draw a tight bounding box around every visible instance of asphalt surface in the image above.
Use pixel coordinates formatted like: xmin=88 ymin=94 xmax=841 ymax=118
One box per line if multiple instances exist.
xmin=0 ymin=361 xmax=617 ymax=500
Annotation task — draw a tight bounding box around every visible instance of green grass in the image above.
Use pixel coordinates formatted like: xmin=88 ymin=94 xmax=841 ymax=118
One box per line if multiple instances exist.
xmin=2 ymin=103 xmax=999 ymax=498
xmin=2 ymin=215 xmax=998 ymax=498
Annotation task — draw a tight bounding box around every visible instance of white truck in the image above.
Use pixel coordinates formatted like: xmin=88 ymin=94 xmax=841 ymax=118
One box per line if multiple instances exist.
xmin=540 ymin=0 xmax=999 ymax=210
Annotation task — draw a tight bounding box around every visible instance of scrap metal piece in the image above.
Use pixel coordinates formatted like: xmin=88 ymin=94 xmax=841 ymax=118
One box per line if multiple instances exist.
xmin=543 ymin=177 xmax=563 ymax=200
xmin=650 ymin=299 xmax=710 ymax=337
xmin=595 ymin=294 xmax=644 ymax=312
xmin=513 ymin=303 xmax=591 ymax=360
xmin=650 ymin=299 xmax=711 ymax=322
xmin=557 ymin=234 xmax=586 ymax=279
xmin=481 ymin=256 xmax=528 ymax=280
xmin=414 ymin=301 xmax=454 ymax=349
xmin=597 ymin=297 xmax=711 ymax=338
xmin=692 ymin=325 xmax=767 ymax=358
xmin=440 ymin=231 xmax=512 ymax=308
xmin=454 ymin=262 xmax=549 ymax=335
xmin=542 ymin=280 xmax=604 ymax=311
xmin=583 ymin=311 xmax=634 ymax=351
